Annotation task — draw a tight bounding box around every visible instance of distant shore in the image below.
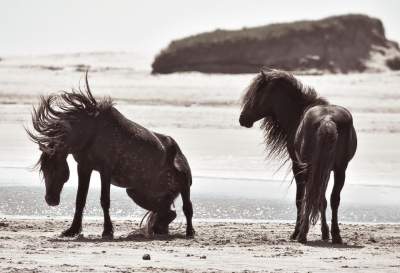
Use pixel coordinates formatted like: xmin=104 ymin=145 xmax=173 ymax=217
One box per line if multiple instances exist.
xmin=0 ymin=218 xmax=399 ymax=273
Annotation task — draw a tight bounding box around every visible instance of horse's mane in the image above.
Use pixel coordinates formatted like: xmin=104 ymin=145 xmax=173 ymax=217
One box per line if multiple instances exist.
xmin=26 ymin=73 xmax=113 ymax=157
xmin=242 ymin=69 xmax=328 ymax=160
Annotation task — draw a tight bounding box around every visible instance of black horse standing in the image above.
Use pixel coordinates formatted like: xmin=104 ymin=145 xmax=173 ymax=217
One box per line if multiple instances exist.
xmin=239 ymin=70 xmax=357 ymax=244
xmin=27 ymin=74 xmax=195 ymax=238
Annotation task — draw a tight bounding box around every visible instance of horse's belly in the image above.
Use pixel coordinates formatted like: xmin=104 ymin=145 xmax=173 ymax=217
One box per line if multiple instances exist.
xmin=110 ymin=176 xmax=132 ymax=188
xmin=110 ymin=157 xmax=162 ymax=188
xmin=110 ymin=172 xmax=150 ymax=189
xmin=126 ymin=185 xmax=179 ymax=211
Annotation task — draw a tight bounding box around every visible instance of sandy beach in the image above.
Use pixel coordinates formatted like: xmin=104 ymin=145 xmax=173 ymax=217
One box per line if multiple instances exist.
xmin=0 ymin=218 xmax=399 ymax=273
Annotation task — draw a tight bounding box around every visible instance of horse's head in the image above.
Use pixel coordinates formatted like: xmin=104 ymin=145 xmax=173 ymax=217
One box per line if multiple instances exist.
xmin=239 ymin=70 xmax=279 ymax=128
xmin=240 ymin=69 xmax=325 ymax=129
xmin=38 ymin=150 xmax=70 ymax=206
xmin=26 ymin=73 xmax=112 ymax=206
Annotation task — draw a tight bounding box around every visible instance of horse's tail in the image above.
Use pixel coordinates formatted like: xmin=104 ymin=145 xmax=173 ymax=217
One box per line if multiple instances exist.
xmin=165 ymin=137 xmax=178 ymax=166
xmin=302 ymin=118 xmax=338 ymax=225
xmin=173 ymin=147 xmax=192 ymax=187
xmin=164 ymin=136 xmax=192 ymax=187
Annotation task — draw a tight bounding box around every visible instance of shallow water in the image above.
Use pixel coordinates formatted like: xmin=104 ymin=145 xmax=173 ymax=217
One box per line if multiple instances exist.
xmin=0 ymin=52 xmax=399 ymax=222
xmin=1 ymin=184 xmax=399 ymax=223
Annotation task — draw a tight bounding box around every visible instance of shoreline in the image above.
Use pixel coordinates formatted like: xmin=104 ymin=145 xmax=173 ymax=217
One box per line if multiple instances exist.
xmin=2 ymin=215 xmax=400 ymax=226
xmin=1 ymin=184 xmax=399 ymax=223
xmin=1 ymin=218 xmax=399 ymax=273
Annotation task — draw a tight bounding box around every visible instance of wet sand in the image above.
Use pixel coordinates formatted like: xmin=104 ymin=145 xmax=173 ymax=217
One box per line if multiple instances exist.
xmin=0 ymin=218 xmax=399 ymax=273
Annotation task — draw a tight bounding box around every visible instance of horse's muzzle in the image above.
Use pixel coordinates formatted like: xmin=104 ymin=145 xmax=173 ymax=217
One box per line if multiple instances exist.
xmin=239 ymin=115 xmax=254 ymax=128
xmin=45 ymin=195 xmax=60 ymax=206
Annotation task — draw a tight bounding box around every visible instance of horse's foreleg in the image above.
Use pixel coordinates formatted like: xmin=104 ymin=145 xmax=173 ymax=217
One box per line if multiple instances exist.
xmin=320 ymin=197 xmax=329 ymax=240
xmin=331 ymin=168 xmax=346 ymax=244
xmin=100 ymin=170 xmax=113 ymax=239
xmin=62 ymin=164 xmax=92 ymax=237
xmin=290 ymin=163 xmax=305 ymax=240
xmin=181 ymin=185 xmax=195 ymax=238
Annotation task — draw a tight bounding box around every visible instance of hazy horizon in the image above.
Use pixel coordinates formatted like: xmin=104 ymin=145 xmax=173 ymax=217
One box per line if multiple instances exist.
xmin=1 ymin=0 xmax=400 ymax=58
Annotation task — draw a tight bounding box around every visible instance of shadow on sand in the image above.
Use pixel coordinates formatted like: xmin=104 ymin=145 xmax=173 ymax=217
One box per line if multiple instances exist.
xmin=305 ymin=240 xmax=364 ymax=249
xmin=48 ymin=231 xmax=189 ymax=243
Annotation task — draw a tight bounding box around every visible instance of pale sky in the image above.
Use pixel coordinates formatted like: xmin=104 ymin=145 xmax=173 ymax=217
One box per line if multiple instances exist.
xmin=1 ymin=0 xmax=399 ymax=57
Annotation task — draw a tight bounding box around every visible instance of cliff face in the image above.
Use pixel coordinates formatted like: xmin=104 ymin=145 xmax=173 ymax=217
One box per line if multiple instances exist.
xmin=152 ymin=14 xmax=400 ymax=74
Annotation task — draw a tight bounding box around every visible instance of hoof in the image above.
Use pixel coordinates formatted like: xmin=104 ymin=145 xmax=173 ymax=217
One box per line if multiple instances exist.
xmin=102 ymin=233 xmax=114 ymax=239
xmin=154 ymin=230 xmax=169 ymax=236
xmin=61 ymin=227 xmax=81 ymax=237
xmin=322 ymin=233 xmax=330 ymax=241
xmin=153 ymin=225 xmax=169 ymax=236
xmin=332 ymin=236 xmax=343 ymax=244
xmin=290 ymin=231 xmax=299 ymax=241
xmin=186 ymin=228 xmax=195 ymax=238
xmin=297 ymin=234 xmax=307 ymax=244
xmin=102 ymin=231 xmax=114 ymax=240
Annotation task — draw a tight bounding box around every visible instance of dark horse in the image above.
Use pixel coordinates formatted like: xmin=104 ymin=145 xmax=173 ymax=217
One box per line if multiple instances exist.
xmin=27 ymin=74 xmax=195 ymax=238
xmin=239 ymin=69 xmax=357 ymax=244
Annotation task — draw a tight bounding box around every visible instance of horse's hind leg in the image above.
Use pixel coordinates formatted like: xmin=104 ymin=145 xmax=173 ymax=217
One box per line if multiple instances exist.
xmin=320 ymin=196 xmax=329 ymax=241
xmin=126 ymin=189 xmax=157 ymax=234
xmin=297 ymin=204 xmax=311 ymax=244
xmin=126 ymin=189 xmax=177 ymax=235
xmin=181 ymin=185 xmax=195 ymax=238
xmin=153 ymin=208 xmax=177 ymax=235
xmin=331 ymin=167 xmax=346 ymax=244
xmin=151 ymin=192 xmax=178 ymax=235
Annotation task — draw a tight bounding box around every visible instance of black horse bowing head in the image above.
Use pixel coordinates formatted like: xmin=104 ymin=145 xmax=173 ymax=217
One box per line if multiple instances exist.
xmin=26 ymin=72 xmax=195 ymax=239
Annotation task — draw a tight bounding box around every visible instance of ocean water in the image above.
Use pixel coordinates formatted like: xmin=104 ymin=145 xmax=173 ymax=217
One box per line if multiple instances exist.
xmin=0 ymin=52 xmax=399 ymax=222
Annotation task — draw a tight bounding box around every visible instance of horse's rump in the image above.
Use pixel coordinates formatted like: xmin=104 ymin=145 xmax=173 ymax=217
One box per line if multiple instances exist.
xmin=155 ymin=133 xmax=192 ymax=187
xmin=301 ymin=117 xmax=338 ymax=225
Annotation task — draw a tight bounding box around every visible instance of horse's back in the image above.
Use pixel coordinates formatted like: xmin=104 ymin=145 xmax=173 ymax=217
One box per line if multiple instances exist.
xmin=106 ymin=108 xmax=191 ymax=188
xmin=108 ymin=109 xmax=190 ymax=173
xmin=109 ymin=107 xmax=162 ymax=145
xmin=298 ymin=104 xmax=357 ymax=165
xmin=304 ymin=105 xmax=352 ymax=126
xmin=88 ymin=107 xmax=172 ymax=186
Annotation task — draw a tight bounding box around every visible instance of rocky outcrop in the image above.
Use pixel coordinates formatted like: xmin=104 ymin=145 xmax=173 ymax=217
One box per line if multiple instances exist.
xmin=152 ymin=14 xmax=400 ymax=74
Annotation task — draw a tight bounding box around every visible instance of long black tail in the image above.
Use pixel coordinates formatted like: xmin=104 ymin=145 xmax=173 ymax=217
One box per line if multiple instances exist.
xmin=302 ymin=119 xmax=338 ymax=225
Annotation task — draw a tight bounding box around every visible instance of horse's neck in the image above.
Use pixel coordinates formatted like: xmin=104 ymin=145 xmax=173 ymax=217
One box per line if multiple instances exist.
xmin=273 ymin=100 xmax=303 ymax=139
xmin=67 ymin=116 xmax=97 ymax=153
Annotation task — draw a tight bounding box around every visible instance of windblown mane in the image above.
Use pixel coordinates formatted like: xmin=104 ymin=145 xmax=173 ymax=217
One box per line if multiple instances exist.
xmin=26 ymin=73 xmax=113 ymax=157
xmin=241 ymin=69 xmax=328 ymax=160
